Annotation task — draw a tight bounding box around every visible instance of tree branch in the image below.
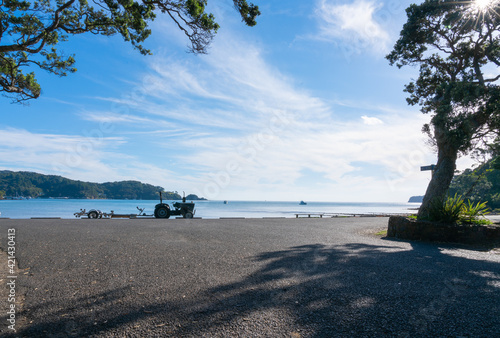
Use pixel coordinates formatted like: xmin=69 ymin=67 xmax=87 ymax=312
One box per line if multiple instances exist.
xmin=0 ymin=0 xmax=76 ymax=53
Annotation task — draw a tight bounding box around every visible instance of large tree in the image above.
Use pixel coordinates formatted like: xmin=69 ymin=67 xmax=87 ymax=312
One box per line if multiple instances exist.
xmin=387 ymin=0 xmax=500 ymax=218
xmin=0 ymin=0 xmax=260 ymax=102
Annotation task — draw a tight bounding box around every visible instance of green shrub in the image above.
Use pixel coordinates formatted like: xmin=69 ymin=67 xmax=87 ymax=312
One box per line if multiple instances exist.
xmin=465 ymin=218 xmax=493 ymax=226
xmin=427 ymin=193 xmax=464 ymax=224
xmin=461 ymin=200 xmax=490 ymax=224
xmin=425 ymin=194 xmax=492 ymax=225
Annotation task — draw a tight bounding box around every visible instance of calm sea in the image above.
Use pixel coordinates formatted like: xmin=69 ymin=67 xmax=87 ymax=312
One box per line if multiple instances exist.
xmin=0 ymin=199 xmax=418 ymax=219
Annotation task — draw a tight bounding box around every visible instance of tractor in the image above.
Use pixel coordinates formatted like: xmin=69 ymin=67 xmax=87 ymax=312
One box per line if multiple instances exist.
xmin=154 ymin=192 xmax=195 ymax=219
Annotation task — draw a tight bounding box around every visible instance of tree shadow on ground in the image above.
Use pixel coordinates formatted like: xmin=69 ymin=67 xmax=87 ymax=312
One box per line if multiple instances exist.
xmin=11 ymin=242 xmax=500 ymax=337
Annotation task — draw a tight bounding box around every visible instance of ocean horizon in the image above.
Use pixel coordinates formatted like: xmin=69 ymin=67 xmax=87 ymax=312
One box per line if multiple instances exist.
xmin=0 ymin=199 xmax=419 ymax=219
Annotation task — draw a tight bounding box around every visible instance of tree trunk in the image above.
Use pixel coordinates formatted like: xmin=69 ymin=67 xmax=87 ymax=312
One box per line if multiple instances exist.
xmin=418 ymin=136 xmax=459 ymax=219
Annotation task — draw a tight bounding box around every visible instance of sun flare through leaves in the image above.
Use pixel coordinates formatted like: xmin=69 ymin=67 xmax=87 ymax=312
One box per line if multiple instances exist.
xmin=465 ymin=0 xmax=500 ymax=20
xmin=472 ymin=0 xmax=498 ymax=12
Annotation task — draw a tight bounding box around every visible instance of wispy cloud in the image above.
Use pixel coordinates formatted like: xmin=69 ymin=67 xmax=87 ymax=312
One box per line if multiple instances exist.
xmin=68 ymin=27 xmax=436 ymax=201
xmin=183 ymin=111 xmax=433 ymax=201
xmin=141 ymin=34 xmax=435 ymax=200
xmin=0 ymin=128 xmax=120 ymax=177
xmin=314 ymin=0 xmax=392 ymax=55
xmin=361 ymin=115 xmax=384 ymax=125
xmin=98 ymin=34 xmax=332 ymax=136
xmin=82 ymin=112 xmax=155 ymax=124
xmin=0 ymin=128 xmax=178 ymax=186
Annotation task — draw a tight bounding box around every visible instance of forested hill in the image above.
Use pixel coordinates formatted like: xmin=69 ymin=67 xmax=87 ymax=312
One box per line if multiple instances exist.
xmin=448 ymin=157 xmax=500 ymax=211
xmin=0 ymin=171 xmax=205 ymax=200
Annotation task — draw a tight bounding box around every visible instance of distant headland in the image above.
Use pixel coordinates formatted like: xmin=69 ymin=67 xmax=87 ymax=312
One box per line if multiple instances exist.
xmin=0 ymin=170 xmax=206 ymax=200
xmin=408 ymin=196 xmax=423 ymax=203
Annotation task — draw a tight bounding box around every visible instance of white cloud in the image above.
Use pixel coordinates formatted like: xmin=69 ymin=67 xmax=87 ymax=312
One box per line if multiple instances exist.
xmin=75 ymin=28 xmax=436 ymax=202
xmin=314 ymin=0 xmax=391 ymax=55
xmin=11 ymin=19 xmax=433 ymax=202
xmin=0 ymin=128 xmax=179 ymax=187
xmin=0 ymin=128 xmax=117 ymax=177
xmin=82 ymin=112 xmax=153 ymax=125
xmin=361 ymin=115 xmax=384 ymax=125
xmin=183 ymin=111 xmax=434 ymax=201
xmin=99 ymin=34 xmax=332 ymax=137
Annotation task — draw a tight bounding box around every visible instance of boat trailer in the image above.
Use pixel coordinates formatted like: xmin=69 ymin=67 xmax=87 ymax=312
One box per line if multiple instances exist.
xmin=73 ymin=207 xmax=151 ymax=219
xmin=74 ymin=192 xmax=196 ymax=219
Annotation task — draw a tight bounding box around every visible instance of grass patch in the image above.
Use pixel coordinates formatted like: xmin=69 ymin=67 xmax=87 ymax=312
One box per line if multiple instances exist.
xmin=375 ymin=230 xmax=387 ymax=236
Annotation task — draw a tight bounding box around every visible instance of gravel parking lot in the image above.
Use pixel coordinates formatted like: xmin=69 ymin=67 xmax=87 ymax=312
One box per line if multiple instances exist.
xmin=0 ymin=217 xmax=499 ymax=337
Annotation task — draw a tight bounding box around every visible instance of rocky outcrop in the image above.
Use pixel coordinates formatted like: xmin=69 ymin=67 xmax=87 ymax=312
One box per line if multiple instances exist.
xmin=387 ymin=215 xmax=500 ymax=245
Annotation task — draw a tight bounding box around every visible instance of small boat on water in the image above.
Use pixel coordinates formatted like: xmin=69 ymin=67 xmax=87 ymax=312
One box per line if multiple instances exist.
xmin=299 ymin=200 xmax=307 ymax=205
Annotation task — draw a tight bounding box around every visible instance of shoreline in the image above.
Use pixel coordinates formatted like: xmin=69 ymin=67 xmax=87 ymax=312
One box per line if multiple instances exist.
xmin=2 ymin=213 xmax=500 ymax=222
xmin=0 ymin=212 xmax=413 ymax=220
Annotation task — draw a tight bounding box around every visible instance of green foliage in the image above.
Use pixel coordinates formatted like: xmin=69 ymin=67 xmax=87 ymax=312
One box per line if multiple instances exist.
xmin=461 ymin=200 xmax=490 ymax=223
xmin=0 ymin=0 xmax=260 ymax=102
xmin=0 ymin=170 xmax=205 ymax=200
xmin=491 ymin=156 xmax=500 ymax=170
xmin=186 ymin=194 xmax=202 ymax=200
xmin=449 ymin=157 xmax=500 ymax=209
xmin=0 ymin=190 xmax=5 ymax=199
xmin=465 ymin=218 xmax=492 ymax=226
xmin=233 ymin=0 xmax=260 ymax=26
xmin=427 ymin=193 xmax=464 ymax=224
xmin=424 ymin=193 xmax=492 ymax=225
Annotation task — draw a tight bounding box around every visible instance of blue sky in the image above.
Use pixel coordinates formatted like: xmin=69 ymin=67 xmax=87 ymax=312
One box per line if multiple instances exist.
xmin=0 ymin=0 xmax=477 ymax=202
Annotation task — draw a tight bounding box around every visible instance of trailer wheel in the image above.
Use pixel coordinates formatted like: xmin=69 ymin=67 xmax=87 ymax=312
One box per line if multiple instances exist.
xmin=155 ymin=206 xmax=170 ymax=219
xmin=184 ymin=212 xmax=193 ymax=219
xmin=88 ymin=210 xmax=99 ymax=219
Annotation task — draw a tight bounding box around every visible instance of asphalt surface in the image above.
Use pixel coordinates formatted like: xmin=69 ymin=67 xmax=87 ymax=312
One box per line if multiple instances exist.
xmin=0 ymin=217 xmax=499 ymax=337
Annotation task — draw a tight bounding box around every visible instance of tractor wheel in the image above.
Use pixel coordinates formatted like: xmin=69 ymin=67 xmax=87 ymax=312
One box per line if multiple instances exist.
xmin=184 ymin=212 xmax=193 ymax=219
xmin=155 ymin=206 xmax=170 ymax=219
xmin=88 ymin=210 xmax=99 ymax=219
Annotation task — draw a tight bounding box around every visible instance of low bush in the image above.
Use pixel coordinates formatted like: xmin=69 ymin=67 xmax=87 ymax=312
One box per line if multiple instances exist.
xmin=461 ymin=200 xmax=490 ymax=224
xmin=424 ymin=194 xmax=492 ymax=225
xmin=427 ymin=193 xmax=464 ymax=224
